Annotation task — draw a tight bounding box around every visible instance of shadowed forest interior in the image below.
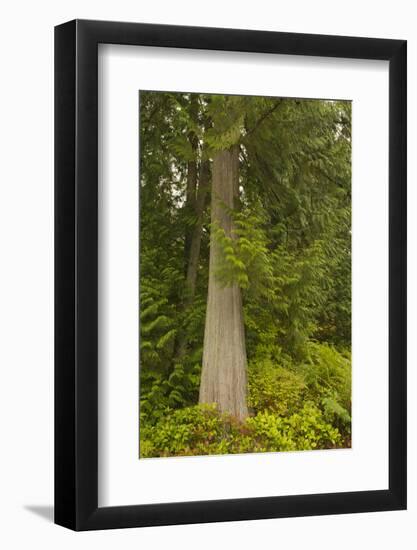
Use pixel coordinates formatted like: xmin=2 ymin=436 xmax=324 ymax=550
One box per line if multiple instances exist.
xmin=139 ymin=91 xmax=351 ymax=458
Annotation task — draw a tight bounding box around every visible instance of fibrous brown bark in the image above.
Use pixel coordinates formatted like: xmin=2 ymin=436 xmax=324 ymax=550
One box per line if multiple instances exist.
xmin=199 ymin=146 xmax=249 ymax=421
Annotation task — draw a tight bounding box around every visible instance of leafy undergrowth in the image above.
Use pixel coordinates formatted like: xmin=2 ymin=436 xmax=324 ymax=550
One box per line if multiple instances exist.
xmin=140 ymin=342 xmax=351 ymax=458
xmin=140 ymin=402 xmax=343 ymax=458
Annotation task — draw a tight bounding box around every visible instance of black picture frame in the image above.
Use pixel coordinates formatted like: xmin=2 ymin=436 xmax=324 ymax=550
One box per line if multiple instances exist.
xmin=55 ymin=19 xmax=407 ymax=531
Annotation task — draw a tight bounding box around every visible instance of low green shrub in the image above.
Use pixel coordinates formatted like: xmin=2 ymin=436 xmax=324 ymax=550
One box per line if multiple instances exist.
xmin=246 ymin=403 xmax=342 ymax=452
xmin=248 ymin=358 xmax=306 ymax=416
xmin=140 ymin=404 xmax=241 ymax=457
xmin=140 ymin=402 xmax=342 ymax=458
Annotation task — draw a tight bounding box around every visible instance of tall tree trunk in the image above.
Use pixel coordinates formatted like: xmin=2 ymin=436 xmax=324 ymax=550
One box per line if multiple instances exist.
xmin=199 ymin=146 xmax=249 ymax=421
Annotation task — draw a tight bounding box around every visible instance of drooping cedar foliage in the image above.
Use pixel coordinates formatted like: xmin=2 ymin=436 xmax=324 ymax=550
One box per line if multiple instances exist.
xmin=139 ymin=91 xmax=351 ymax=457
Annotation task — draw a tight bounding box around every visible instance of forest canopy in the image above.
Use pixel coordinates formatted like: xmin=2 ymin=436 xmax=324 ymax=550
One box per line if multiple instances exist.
xmin=139 ymin=91 xmax=351 ymax=458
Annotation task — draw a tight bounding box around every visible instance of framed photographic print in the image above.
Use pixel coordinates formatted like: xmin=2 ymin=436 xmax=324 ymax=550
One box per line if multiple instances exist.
xmin=55 ymin=19 xmax=406 ymax=530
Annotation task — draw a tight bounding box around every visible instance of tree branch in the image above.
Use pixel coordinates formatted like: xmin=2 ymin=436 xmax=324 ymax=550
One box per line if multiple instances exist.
xmin=243 ymin=101 xmax=281 ymax=139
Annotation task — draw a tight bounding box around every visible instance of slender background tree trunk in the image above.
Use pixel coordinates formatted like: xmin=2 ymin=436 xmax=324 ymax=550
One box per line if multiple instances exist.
xmin=183 ymin=151 xmax=198 ymax=272
xmin=185 ymin=160 xmax=210 ymax=304
xmin=199 ymin=145 xmax=249 ymax=421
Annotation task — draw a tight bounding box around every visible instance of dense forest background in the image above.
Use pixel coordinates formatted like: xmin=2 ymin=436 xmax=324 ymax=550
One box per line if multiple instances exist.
xmin=139 ymin=91 xmax=351 ymax=458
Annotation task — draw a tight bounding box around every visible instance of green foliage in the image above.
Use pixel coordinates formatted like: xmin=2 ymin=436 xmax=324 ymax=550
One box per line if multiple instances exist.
xmin=211 ymin=202 xmax=275 ymax=298
xmin=140 ymin=342 xmax=351 ymax=457
xmin=248 ymin=343 xmax=351 ymax=440
xmin=321 ymin=396 xmax=351 ymax=433
xmin=246 ymin=404 xmax=342 ymax=451
xmin=140 ymin=274 xmax=179 ymax=371
xmin=140 ymin=402 xmax=342 ymax=458
xmin=140 ymin=362 xmax=201 ymax=425
xmin=299 ymin=342 xmax=351 ymax=413
xmin=248 ymin=358 xmax=306 ymax=416
xmin=205 ymin=95 xmax=246 ymax=151
xmin=272 ymin=241 xmax=329 ymax=357
xmin=140 ymin=404 xmax=233 ymax=457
